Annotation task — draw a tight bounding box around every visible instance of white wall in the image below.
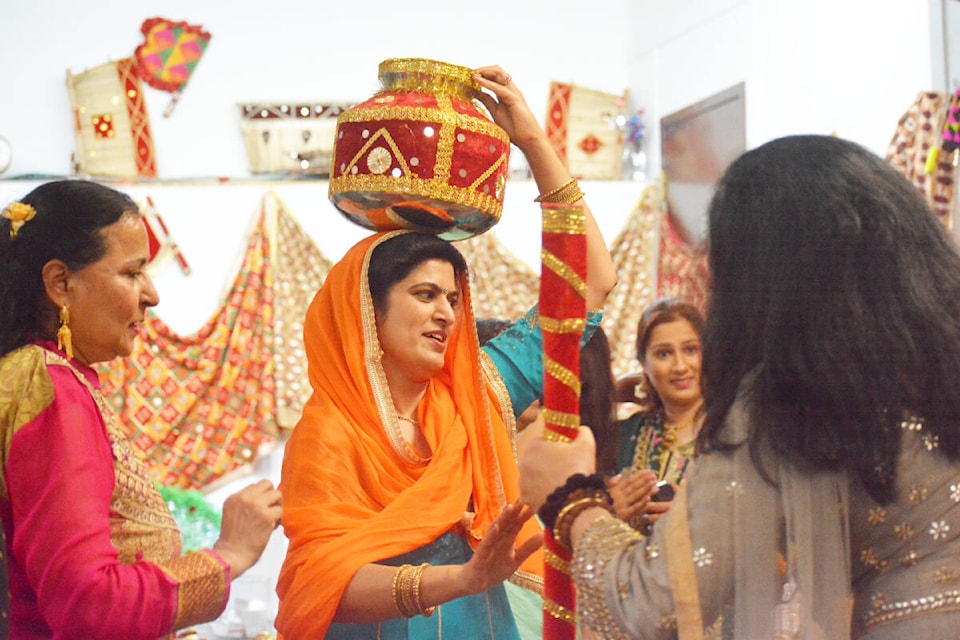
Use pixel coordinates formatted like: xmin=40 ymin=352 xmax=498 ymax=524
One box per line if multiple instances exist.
xmin=627 ymin=0 xmax=949 ymax=177
xmin=0 ymin=0 xmax=632 ymax=178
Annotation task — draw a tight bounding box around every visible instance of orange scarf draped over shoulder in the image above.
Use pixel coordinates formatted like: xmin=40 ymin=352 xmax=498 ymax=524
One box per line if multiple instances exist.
xmin=276 ymin=232 xmax=542 ymax=638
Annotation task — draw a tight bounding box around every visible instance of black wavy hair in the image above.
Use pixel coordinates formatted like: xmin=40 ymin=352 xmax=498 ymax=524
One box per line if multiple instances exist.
xmin=700 ymin=134 xmax=960 ymax=503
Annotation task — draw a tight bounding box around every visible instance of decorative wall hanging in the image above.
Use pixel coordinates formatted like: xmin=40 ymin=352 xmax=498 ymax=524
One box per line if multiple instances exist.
xmin=134 ymin=17 xmax=211 ymax=117
xmin=603 ymin=182 xmax=664 ymax=379
xmin=886 ymin=91 xmax=959 ymax=230
xmin=545 ymin=81 xmax=627 ymax=180
xmin=141 ymin=196 xmax=191 ymax=276
xmin=239 ymin=103 xmax=352 ymax=176
xmin=265 ymin=192 xmax=332 ymax=428
xmin=66 ymin=57 xmax=157 ymax=178
xmin=97 ymin=193 xmax=332 ymax=490
xmin=458 ymin=231 xmax=539 ymax=322
xmin=329 ymin=58 xmax=511 ymax=240
xmin=99 ymin=207 xmax=280 ymax=490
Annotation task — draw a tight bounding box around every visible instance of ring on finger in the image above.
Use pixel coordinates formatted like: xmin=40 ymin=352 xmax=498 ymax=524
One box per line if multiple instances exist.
xmin=504 ymin=74 xmax=512 ymax=84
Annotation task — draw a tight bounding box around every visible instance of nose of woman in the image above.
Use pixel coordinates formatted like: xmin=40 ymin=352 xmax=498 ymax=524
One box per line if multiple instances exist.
xmin=434 ymin=297 xmax=456 ymax=325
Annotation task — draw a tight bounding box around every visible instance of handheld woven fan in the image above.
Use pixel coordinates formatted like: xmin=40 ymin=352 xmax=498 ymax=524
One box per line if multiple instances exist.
xmin=134 ymin=17 xmax=211 ymax=117
xmin=329 ymin=58 xmax=511 ymax=240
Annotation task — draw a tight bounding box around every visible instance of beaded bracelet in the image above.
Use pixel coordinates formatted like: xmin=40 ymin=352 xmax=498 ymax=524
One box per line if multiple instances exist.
xmin=534 ymin=178 xmax=585 ymax=204
xmin=553 ymin=495 xmax=613 ymax=552
xmin=538 ymin=472 xmax=611 ymax=531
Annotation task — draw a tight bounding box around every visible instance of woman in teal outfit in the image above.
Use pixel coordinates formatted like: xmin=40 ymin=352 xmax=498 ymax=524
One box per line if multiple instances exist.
xmin=608 ymin=297 xmax=705 ymax=532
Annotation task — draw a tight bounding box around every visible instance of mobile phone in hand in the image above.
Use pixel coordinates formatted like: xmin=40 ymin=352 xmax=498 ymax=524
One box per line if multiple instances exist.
xmin=650 ymin=480 xmax=675 ymax=502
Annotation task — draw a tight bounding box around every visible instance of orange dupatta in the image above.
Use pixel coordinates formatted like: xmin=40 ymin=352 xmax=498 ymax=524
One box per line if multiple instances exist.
xmin=276 ymin=232 xmax=542 ymax=638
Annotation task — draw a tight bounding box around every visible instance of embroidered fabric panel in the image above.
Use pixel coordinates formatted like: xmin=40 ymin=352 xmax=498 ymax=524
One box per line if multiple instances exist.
xmin=98 ymin=206 xmax=280 ymax=489
xmin=850 ymin=426 xmax=960 ymax=635
xmin=623 ymin=413 xmax=695 ymax=484
xmin=572 ymin=516 xmax=643 ymax=640
xmin=269 ymin=193 xmax=332 ymax=428
xmin=158 ymin=550 xmax=228 ymax=630
xmin=603 ymin=182 xmax=663 ymax=380
xmin=657 ymin=212 xmax=708 ymax=311
xmin=43 ymin=351 xmax=182 ymax=563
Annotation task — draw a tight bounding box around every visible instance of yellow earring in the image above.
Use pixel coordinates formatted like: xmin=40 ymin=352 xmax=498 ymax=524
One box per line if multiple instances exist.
xmin=57 ymin=304 xmax=73 ymax=360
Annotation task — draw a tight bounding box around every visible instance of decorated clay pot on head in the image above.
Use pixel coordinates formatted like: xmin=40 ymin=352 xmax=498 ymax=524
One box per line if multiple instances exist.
xmin=329 ymin=58 xmax=510 ymax=240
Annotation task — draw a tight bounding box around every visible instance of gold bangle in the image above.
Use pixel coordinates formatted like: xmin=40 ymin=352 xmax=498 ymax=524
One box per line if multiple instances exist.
xmin=535 ymin=178 xmax=581 ymax=203
xmin=411 ymin=563 xmax=436 ymax=617
xmin=553 ymin=495 xmax=613 ymax=552
xmin=401 ymin=563 xmax=419 ymax=618
xmin=392 ymin=564 xmax=415 ymax=618
xmin=549 ymin=185 xmax=585 ymax=204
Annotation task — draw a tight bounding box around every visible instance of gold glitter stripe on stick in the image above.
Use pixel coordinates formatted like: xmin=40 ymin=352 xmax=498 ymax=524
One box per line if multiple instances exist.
xmin=542 ymin=408 xmax=580 ymax=430
xmin=543 ymin=599 xmax=576 ymax=624
xmin=544 ymin=355 xmax=582 ymax=396
xmin=542 ymin=206 xmax=586 ymax=234
xmin=541 ymin=250 xmax=587 ymax=297
xmin=544 ymin=549 xmax=572 ymax=576
xmin=539 ymin=316 xmax=586 ymax=335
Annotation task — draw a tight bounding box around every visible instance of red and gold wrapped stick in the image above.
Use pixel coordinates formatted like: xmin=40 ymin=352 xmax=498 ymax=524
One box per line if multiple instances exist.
xmin=539 ymin=202 xmax=587 ymax=640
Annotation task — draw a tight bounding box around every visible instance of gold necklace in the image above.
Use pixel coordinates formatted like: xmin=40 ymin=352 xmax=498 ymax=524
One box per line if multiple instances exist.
xmin=660 ymin=417 xmax=695 ymax=451
xmin=397 ymin=415 xmax=419 ymax=427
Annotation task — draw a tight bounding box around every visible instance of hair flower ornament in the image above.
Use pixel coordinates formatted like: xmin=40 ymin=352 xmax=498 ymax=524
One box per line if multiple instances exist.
xmin=2 ymin=202 xmax=37 ymax=240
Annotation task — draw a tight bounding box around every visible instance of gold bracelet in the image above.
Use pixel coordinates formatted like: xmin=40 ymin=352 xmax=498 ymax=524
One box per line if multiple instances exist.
xmin=401 ymin=563 xmax=420 ymax=618
xmin=411 ymin=562 xmax=436 ymax=617
xmin=535 ymin=178 xmax=584 ymax=204
xmin=391 ymin=564 xmax=416 ymax=618
xmin=535 ymin=178 xmax=576 ymax=202
xmin=553 ymin=495 xmax=613 ymax=552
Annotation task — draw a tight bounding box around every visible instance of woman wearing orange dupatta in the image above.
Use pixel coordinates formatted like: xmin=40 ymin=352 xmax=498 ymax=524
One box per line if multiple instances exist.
xmin=276 ymin=66 xmax=618 ymax=639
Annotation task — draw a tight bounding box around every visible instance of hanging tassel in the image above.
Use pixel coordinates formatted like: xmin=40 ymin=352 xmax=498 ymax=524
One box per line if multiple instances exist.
xmin=57 ymin=304 xmax=73 ymax=360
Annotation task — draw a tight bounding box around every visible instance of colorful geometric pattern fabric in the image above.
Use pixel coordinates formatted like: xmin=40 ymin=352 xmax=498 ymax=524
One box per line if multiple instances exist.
xmin=99 ymin=207 xmax=279 ymax=490
xmin=458 ymin=231 xmax=539 ymax=323
xmin=885 ymin=91 xmax=958 ymax=230
xmin=134 ymin=18 xmax=211 ymax=93
xmin=603 ymin=182 xmax=665 ymax=380
xmin=657 ymin=211 xmax=709 ymax=312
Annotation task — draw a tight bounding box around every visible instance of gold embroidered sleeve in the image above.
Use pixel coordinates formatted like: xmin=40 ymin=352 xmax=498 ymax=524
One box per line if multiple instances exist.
xmin=0 ymin=346 xmax=55 ymax=498
xmin=157 ymin=550 xmax=229 ymax=630
xmin=571 ymin=515 xmax=644 ymax=640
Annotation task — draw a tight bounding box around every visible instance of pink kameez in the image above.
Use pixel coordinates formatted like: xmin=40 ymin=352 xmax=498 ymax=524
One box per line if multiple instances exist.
xmin=0 ymin=343 xmax=230 ymax=639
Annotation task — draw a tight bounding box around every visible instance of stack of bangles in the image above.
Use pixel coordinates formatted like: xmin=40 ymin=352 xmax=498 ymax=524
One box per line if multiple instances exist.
xmin=391 ymin=562 xmax=436 ymax=618
xmin=537 ymin=473 xmax=614 ymax=552
xmin=534 ymin=178 xmax=585 ymax=205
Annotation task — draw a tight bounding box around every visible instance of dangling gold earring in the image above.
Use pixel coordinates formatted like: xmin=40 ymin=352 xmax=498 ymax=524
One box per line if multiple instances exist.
xmin=57 ymin=304 xmax=73 ymax=360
